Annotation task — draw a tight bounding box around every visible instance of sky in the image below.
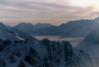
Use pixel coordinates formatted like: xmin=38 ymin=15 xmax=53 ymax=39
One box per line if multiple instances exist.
xmin=0 ymin=0 xmax=99 ymax=25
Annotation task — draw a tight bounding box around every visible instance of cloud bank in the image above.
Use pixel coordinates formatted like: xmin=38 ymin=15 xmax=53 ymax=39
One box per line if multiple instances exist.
xmin=0 ymin=0 xmax=98 ymax=25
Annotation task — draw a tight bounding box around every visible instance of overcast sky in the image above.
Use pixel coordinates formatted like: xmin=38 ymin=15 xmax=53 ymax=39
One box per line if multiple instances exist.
xmin=0 ymin=0 xmax=99 ymax=25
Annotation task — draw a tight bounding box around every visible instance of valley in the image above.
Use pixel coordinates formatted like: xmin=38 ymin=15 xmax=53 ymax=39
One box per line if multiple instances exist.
xmin=33 ymin=36 xmax=84 ymax=47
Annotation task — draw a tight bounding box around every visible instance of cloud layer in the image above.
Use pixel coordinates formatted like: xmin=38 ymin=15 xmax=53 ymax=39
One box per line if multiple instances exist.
xmin=0 ymin=0 xmax=98 ymax=25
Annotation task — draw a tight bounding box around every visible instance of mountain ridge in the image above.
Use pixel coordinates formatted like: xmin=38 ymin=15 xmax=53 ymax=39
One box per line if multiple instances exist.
xmin=13 ymin=19 xmax=96 ymax=37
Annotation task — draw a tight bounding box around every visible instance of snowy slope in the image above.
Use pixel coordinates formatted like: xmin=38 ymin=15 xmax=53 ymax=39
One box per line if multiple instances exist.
xmin=76 ymin=21 xmax=99 ymax=67
xmin=0 ymin=23 xmax=24 ymax=41
xmin=77 ymin=22 xmax=99 ymax=57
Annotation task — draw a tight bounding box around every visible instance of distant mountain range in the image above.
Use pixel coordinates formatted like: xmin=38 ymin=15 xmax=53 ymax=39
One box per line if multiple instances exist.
xmin=0 ymin=18 xmax=98 ymax=67
xmin=0 ymin=18 xmax=97 ymax=38
xmin=13 ymin=19 xmax=96 ymax=37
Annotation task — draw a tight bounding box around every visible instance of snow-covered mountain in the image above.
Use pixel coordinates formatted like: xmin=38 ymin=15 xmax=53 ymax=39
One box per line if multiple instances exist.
xmin=0 ymin=23 xmax=24 ymax=41
xmin=0 ymin=23 xmax=92 ymax=67
xmin=77 ymin=22 xmax=99 ymax=57
xmin=77 ymin=21 xmax=99 ymax=67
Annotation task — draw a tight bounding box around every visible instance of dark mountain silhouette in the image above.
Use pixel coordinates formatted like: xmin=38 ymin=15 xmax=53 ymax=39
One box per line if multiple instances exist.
xmin=14 ymin=19 xmax=96 ymax=37
xmin=14 ymin=23 xmax=58 ymax=36
xmin=59 ymin=20 xmax=96 ymax=37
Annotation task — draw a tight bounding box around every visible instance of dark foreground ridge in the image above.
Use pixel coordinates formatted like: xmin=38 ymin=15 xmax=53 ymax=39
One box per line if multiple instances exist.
xmin=0 ymin=38 xmax=92 ymax=67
